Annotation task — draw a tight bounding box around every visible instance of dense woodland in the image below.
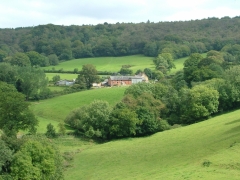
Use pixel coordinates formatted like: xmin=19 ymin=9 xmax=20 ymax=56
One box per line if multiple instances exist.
xmin=1 ymin=16 xmax=240 ymax=66
xmin=1 ymin=17 xmax=240 ymax=179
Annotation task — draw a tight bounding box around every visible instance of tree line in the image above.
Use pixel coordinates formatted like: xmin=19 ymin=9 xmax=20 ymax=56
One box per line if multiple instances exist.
xmin=1 ymin=16 xmax=240 ymax=63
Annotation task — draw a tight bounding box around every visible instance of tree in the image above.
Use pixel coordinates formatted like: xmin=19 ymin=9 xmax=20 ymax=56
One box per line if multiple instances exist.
xmin=153 ymin=53 xmax=175 ymax=74
xmin=45 ymin=123 xmax=57 ymax=138
xmin=184 ymin=53 xmax=203 ymax=68
xmin=109 ymin=106 xmax=139 ymax=138
xmin=119 ymin=67 xmax=133 ymax=75
xmin=0 ymin=82 xmax=38 ymax=137
xmin=144 ymin=68 xmax=152 ymax=79
xmin=26 ymin=51 xmax=49 ymax=67
xmin=65 ymin=100 xmax=112 ymax=139
xmin=0 ymin=139 xmax=13 ymax=174
xmin=79 ymin=64 xmax=100 ymax=89
xmin=17 ymin=67 xmax=48 ymax=100
xmin=10 ymin=52 xmax=31 ymax=67
xmin=75 ymin=74 xmax=87 ymax=90
xmin=0 ymin=49 xmax=7 ymax=62
xmin=52 ymin=75 xmax=60 ymax=84
xmin=183 ymin=53 xmax=204 ymax=85
xmin=0 ymin=63 xmax=17 ymax=85
xmin=180 ymin=85 xmax=219 ymax=124
xmin=48 ymin=54 xmax=59 ymax=66
xmin=10 ymin=139 xmax=63 ymax=180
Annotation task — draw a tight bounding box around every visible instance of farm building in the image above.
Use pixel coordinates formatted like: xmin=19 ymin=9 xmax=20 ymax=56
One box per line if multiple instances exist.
xmin=55 ymin=79 xmax=75 ymax=86
xmin=108 ymin=73 xmax=148 ymax=86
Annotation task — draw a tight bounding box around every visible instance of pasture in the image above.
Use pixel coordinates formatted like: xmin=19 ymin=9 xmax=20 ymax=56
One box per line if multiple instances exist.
xmin=43 ymin=55 xmax=155 ymax=72
xmin=31 ymin=86 xmax=127 ymax=124
xmin=45 ymin=73 xmax=78 ymax=81
xmin=65 ymin=109 xmax=240 ymax=180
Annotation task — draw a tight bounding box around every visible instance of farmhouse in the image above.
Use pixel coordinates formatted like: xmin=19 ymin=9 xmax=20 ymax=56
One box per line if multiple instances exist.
xmin=108 ymin=73 xmax=148 ymax=86
xmin=56 ymin=79 xmax=75 ymax=86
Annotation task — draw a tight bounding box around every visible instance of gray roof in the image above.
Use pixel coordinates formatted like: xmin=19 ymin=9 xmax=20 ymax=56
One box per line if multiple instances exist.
xmin=109 ymin=76 xmax=143 ymax=81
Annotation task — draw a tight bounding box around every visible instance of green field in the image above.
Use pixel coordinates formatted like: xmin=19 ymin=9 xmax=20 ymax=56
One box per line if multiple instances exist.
xmin=46 ymin=73 xmax=78 ymax=81
xmin=43 ymin=54 xmax=198 ymax=80
xmin=43 ymin=55 xmax=155 ymax=72
xmin=65 ymin=109 xmax=240 ymax=180
xmin=31 ymin=87 xmax=127 ymax=124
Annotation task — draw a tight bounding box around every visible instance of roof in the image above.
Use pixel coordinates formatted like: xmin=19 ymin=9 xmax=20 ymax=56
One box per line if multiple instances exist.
xmin=109 ymin=76 xmax=143 ymax=81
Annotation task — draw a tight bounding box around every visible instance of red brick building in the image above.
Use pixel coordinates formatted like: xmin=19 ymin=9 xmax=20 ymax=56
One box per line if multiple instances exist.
xmin=108 ymin=75 xmax=147 ymax=86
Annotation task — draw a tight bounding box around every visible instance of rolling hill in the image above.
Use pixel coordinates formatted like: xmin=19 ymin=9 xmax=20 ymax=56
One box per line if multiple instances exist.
xmin=64 ymin=109 xmax=240 ymax=180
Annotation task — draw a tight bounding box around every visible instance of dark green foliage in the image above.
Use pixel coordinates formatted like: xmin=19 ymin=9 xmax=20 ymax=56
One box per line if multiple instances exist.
xmin=45 ymin=123 xmax=57 ymax=138
xmin=9 ymin=52 xmax=31 ymax=67
xmin=0 ymin=49 xmax=7 ymax=62
xmin=78 ymin=64 xmax=100 ymax=89
xmin=119 ymin=67 xmax=133 ymax=75
xmin=1 ymin=17 xmax=240 ymax=61
xmin=143 ymin=68 xmax=153 ymax=79
xmin=26 ymin=51 xmax=49 ymax=67
xmin=0 ymin=139 xmax=13 ymax=174
xmin=179 ymin=85 xmax=219 ymax=124
xmin=171 ymin=70 xmax=188 ymax=91
xmin=16 ymin=66 xmax=48 ymax=100
xmin=109 ymin=106 xmax=139 ymax=138
xmin=120 ymin=93 xmax=166 ymax=136
xmin=52 ymin=75 xmax=60 ymax=83
xmin=0 ymin=63 xmax=17 ymax=85
xmin=10 ymin=138 xmax=63 ymax=180
xmin=48 ymin=54 xmax=59 ymax=66
xmin=0 ymin=82 xmax=38 ymax=137
xmin=153 ymin=53 xmax=175 ymax=74
xmin=65 ymin=100 xmax=112 ymax=139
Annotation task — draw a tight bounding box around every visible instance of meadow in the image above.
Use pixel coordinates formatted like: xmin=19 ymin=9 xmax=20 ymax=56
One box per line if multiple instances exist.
xmin=43 ymin=55 xmax=155 ymax=73
xmin=45 ymin=73 xmax=78 ymax=81
xmin=31 ymin=86 xmax=127 ymax=125
xmin=64 ymin=109 xmax=240 ymax=180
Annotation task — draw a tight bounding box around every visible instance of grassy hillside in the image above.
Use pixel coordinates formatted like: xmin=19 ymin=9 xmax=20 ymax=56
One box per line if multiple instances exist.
xmin=43 ymin=55 xmax=155 ymax=72
xmin=65 ymin=109 xmax=240 ymax=180
xmin=31 ymin=87 xmax=126 ymax=124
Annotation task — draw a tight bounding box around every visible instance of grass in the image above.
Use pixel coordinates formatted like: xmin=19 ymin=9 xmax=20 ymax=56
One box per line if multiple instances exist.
xmin=43 ymin=55 xmax=155 ymax=72
xmin=43 ymin=53 xmax=204 ymax=79
xmin=45 ymin=73 xmax=78 ymax=81
xmin=31 ymin=86 xmax=127 ymax=123
xmin=64 ymin=109 xmax=240 ymax=180
xmin=169 ymin=56 xmax=188 ymax=75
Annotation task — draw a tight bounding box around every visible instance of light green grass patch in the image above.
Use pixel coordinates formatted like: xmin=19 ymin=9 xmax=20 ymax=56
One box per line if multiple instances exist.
xmin=65 ymin=109 xmax=240 ymax=180
xmin=36 ymin=117 xmax=60 ymax=134
xmin=43 ymin=55 xmax=155 ymax=72
xmin=45 ymin=73 xmax=78 ymax=81
xmin=31 ymin=87 xmax=127 ymax=123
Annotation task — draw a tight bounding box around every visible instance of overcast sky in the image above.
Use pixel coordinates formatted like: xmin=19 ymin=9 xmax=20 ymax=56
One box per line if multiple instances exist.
xmin=0 ymin=0 xmax=239 ymax=28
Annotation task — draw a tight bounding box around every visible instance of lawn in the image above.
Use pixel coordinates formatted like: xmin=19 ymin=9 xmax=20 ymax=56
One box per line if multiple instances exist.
xmin=43 ymin=55 xmax=155 ymax=73
xmin=64 ymin=109 xmax=240 ymax=180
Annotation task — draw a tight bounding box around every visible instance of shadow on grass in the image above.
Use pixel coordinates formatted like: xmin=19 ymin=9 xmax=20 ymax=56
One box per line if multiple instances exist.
xmin=224 ymin=125 xmax=240 ymax=135
xmin=225 ymin=118 xmax=240 ymax=125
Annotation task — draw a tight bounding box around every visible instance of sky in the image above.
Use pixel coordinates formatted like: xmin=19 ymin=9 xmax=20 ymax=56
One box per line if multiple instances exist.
xmin=0 ymin=0 xmax=239 ymax=28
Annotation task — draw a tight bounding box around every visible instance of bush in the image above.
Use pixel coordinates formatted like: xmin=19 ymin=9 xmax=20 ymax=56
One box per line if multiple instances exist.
xmin=45 ymin=123 xmax=56 ymax=138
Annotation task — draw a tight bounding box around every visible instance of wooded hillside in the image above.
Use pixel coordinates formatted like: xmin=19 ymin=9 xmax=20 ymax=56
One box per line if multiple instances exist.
xmin=0 ymin=16 xmax=240 ymax=61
